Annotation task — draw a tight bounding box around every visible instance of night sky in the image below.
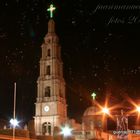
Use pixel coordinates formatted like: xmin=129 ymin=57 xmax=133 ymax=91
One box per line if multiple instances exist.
xmin=0 ymin=0 xmax=140 ymax=124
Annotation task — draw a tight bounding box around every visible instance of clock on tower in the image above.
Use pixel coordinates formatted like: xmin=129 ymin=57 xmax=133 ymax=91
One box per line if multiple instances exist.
xmin=44 ymin=105 xmax=50 ymax=112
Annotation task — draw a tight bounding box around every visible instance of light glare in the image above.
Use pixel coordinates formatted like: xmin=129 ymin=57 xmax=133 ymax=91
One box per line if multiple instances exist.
xmin=136 ymin=106 xmax=140 ymax=113
xmin=10 ymin=119 xmax=19 ymax=127
xmin=61 ymin=125 xmax=72 ymax=137
xmin=102 ymin=107 xmax=109 ymax=114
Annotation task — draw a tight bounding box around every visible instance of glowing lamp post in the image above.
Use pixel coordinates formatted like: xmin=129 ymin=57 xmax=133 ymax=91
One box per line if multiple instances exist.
xmin=60 ymin=125 xmax=73 ymax=138
xmin=10 ymin=82 xmax=18 ymax=140
xmin=10 ymin=118 xmax=19 ymax=128
xmin=102 ymin=107 xmax=110 ymax=115
xmin=136 ymin=106 xmax=140 ymax=113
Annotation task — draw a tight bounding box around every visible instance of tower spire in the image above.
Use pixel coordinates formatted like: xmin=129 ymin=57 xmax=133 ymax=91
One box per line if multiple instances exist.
xmin=47 ymin=4 xmax=56 ymax=33
xmin=48 ymin=19 xmax=55 ymax=33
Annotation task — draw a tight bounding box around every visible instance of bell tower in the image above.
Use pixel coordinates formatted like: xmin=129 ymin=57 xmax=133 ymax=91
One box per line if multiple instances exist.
xmin=34 ymin=6 xmax=67 ymax=135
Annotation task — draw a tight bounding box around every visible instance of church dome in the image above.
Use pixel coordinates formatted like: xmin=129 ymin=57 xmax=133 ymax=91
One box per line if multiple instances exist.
xmin=83 ymin=106 xmax=100 ymax=116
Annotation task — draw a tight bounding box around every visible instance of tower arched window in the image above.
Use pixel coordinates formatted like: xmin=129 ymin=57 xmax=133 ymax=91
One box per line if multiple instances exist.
xmin=47 ymin=49 xmax=51 ymax=56
xmin=48 ymin=122 xmax=51 ymax=135
xmin=42 ymin=122 xmax=51 ymax=135
xmin=42 ymin=122 xmax=47 ymax=135
xmin=46 ymin=65 xmax=50 ymax=75
xmin=45 ymin=87 xmax=51 ymax=97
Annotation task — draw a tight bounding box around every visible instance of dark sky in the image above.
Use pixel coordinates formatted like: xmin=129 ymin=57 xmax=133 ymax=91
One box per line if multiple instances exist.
xmin=0 ymin=0 xmax=140 ymax=123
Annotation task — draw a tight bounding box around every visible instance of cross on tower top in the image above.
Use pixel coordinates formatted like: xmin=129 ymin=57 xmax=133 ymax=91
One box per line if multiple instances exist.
xmin=47 ymin=4 xmax=56 ymax=18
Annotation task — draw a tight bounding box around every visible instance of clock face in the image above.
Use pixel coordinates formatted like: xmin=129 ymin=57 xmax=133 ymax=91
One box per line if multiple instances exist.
xmin=44 ymin=105 xmax=50 ymax=112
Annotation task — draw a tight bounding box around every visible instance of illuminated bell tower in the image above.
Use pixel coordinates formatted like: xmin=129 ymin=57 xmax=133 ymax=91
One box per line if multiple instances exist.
xmin=34 ymin=4 xmax=67 ymax=136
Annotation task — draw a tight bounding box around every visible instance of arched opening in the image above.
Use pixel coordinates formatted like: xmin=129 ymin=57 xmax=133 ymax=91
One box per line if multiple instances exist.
xmin=46 ymin=65 xmax=50 ymax=75
xmin=48 ymin=122 xmax=51 ymax=135
xmin=47 ymin=49 xmax=51 ymax=57
xmin=42 ymin=122 xmax=47 ymax=135
xmin=45 ymin=86 xmax=51 ymax=97
xmin=42 ymin=122 xmax=51 ymax=135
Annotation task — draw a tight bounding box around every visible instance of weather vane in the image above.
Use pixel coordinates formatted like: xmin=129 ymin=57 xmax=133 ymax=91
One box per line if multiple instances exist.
xmin=91 ymin=92 xmax=96 ymax=100
xmin=47 ymin=4 xmax=56 ymax=18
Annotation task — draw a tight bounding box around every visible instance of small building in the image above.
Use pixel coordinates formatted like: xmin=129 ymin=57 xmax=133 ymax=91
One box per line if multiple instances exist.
xmin=69 ymin=105 xmax=116 ymax=140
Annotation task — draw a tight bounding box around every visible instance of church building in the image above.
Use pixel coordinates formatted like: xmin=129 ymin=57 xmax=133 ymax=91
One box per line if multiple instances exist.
xmin=0 ymin=3 xmax=140 ymax=140
xmin=34 ymin=18 xmax=67 ymax=136
xmin=33 ymin=4 xmax=116 ymax=140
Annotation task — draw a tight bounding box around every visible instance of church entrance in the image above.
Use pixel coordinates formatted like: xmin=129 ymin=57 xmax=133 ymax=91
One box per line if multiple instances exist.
xmin=42 ymin=122 xmax=51 ymax=135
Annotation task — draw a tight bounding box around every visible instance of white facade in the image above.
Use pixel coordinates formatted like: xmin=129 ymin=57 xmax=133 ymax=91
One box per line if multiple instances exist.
xmin=34 ymin=19 xmax=67 ymax=136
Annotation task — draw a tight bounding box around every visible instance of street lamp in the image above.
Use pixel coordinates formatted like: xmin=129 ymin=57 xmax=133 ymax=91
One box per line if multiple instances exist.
xmin=10 ymin=118 xmax=19 ymax=128
xmin=60 ymin=125 xmax=72 ymax=137
xmin=102 ymin=107 xmax=110 ymax=115
xmin=11 ymin=82 xmax=17 ymax=140
xmin=136 ymin=106 xmax=140 ymax=113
